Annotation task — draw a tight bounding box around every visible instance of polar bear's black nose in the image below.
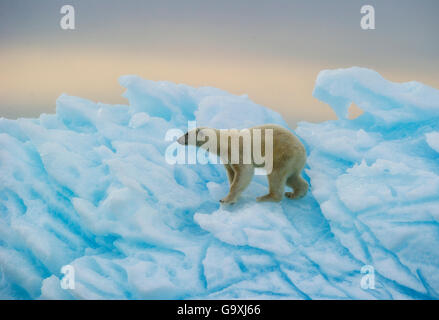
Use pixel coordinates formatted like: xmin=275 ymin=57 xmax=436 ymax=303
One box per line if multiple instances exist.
xmin=177 ymin=133 xmax=188 ymax=145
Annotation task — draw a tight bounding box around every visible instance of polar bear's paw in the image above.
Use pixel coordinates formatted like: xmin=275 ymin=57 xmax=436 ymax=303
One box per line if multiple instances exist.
xmin=285 ymin=191 xmax=305 ymax=199
xmin=256 ymin=194 xmax=282 ymax=202
xmin=220 ymin=197 xmax=237 ymax=205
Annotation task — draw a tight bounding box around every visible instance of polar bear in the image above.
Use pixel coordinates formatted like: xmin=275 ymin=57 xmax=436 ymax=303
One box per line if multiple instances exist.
xmin=177 ymin=124 xmax=308 ymax=204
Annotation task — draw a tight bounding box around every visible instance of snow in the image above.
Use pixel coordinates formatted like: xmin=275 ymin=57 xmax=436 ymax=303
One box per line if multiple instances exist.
xmin=1 ymin=67 xmax=439 ymax=299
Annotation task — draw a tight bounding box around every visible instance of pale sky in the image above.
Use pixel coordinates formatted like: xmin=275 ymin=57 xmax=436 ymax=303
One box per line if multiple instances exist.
xmin=1 ymin=0 xmax=438 ymax=128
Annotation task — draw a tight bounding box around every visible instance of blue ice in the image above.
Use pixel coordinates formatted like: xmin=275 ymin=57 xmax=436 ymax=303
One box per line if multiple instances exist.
xmin=1 ymin=67 xmax=439 ymax=299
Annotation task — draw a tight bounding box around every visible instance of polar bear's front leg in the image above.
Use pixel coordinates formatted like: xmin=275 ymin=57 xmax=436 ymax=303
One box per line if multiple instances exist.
xmin=220 ymin=165 xmax=254 ymax=204
xmin=224 ymin=164 xmax=235 ymax=186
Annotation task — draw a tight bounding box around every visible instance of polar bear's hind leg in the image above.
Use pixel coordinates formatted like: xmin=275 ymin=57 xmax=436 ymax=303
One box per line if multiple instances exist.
xmin=256 ymin=170 xmax=288 ymax=202
xmin=285 ymin=173 xmax=308 ymax=199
